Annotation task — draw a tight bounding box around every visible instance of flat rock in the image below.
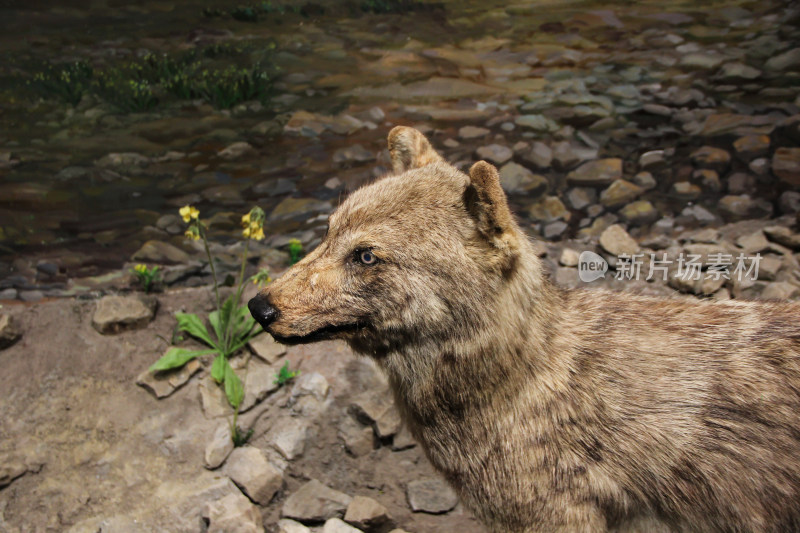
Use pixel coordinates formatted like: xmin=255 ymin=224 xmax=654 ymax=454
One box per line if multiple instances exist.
xmin=350 ymin=388 xmax=401 ymax=439
xmin=406 ymin=478 xmax=458 ymax=514
xmin=761 ymin=282 xmax=800 ymax=300
xmin=202 ymin=491 xmax=263 ymax=533
xmin=0 ymin=452 xmax=30 ymax=488
xmin=527 ymin=196 xmax=570 ymax=223
xmin=391 ymin=423 xmax=416 ymax=451
xmin=200 ymin=377 xmax=233 ymax=418
xmin=282 ymin=479 xmax=353 ymax=522
xmin=559 ymin=248 xmax=580 ymax=267
xmin=690 ymin=146 xmax=730 ymax=172
xmin=736 ymin=231 xmax=770 ymax=254
xmin=764 ymin=226 xmax=800 ymax=250
xmin=266 ymin=416 xmax=311 ymax=460
xmin=333 ymin=145 xmax=375 ymax=165
xmin=248 ymin=334 xmax=287 ymax=363
xmin=498 ymin=162 xmax=547 ymax=196
xmin=345 ymin=496 xmax=391 ymax=531
xmin=567 ymin=158 xmax=622 ymax=186
xmin=619 ymin=200 xmax=659 ymax=226
xmin=457 ymin=126 xmax=490 ymax=140
xmin=475 ymin=144 xmax=512 ymax=165
xmin=733 ymin=135 xmax=770 ymax=160
xmin=515 ymin=114 xmax=559 ymax=133
xmin=719 ymin=195 xmax=774 ymax=220
xmin=339 ymin=416 xmax=375 ymax=457
xmin=323 ymin=518 xmax=362 ymax=533
xmin=523 ymin=141 xmax=553 ymax=169
xmin=0 ymin=313 xmax=21 ymax=350
xmin=765 ymin=47 xmax=800 ymax=71
xmin=205 ymin=423 xmax=235 ymax=469
xmin=633 ymin=171 xmax=656 ymax=190
xmin=137 ymin=358 xmax=201 ymax=399
xmin=599 ymin=224 xmax=638 ymax=256
xmin=131 ymin=240 xmax=191 ymax=264
xmin=224 ymin=446 xmax=283 ymax=505
xmin=92 ymin=294 xmax=157 ymax=334
xmin=773 ymin=148 xmax=800 ymax=186
xmin=277 ymin=519 xmax=311 ymax=533
xmin=241 ymin=358 xmax=280 ymax=412
xmin=780 ymin=191 xmax=800 ymax=214
xmin=600 ymin=180 xmax=643 ymax=209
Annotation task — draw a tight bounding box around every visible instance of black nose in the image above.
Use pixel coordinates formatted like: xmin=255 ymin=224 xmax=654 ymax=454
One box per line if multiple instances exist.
xmin=248 ymin=294 xmax=279 ymax=329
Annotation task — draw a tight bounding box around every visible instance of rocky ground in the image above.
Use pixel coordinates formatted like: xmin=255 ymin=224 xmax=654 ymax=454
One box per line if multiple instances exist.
xmin=1 ymin=0 xmax=800 ymax=531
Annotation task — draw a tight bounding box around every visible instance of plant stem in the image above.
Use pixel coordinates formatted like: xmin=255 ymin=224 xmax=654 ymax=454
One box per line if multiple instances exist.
xmin=200 ymin=223 xmax=221 ymax=311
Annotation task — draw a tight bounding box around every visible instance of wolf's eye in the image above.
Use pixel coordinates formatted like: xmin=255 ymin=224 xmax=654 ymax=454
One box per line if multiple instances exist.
xmin=357 ymin=250 xmax=377 ymax=265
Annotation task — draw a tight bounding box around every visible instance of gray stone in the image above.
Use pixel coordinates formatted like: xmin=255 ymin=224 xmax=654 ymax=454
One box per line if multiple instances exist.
xmin=619 ymin=201 xmax=659 ymax=226
xmin=241 ymin=358 xmax=280 ymax=412
xmin=515 ymin=114 xmax=559 ymax=133
xmin=345 ymin=496 xmax=392 ymax=531
xmin=457 ymin=126 xmax=490 ymax=140
xmin=323 ymin=518 xmax=362 ymax=533
xmin=18 ymin=290 xmax=44 ymax=302
xmin=277 ymin=519 xmax=311 ymax=533
xmin=137 ymin=358 xmax=201 ymax=399
xmin=202 ymin=491 xmax=263 ymax=533
xmin=266 ymin=417 xmax=311 ymax=460
xmin=761 ymin=282 xmax=799 ymax=300
xmin=567 ymin=159 xmax=622 ymax=186
xmin=92 ymin=294 xmax=157 ymax=334
xmin=339 ymin=416 xmax=375 ymax=457
xmin=406 ymin=478 xmax=458 ymax=514
xmin=566 ymin=187 xmax=596 ymax=210
xmin=224 ymin=446 xmax=283 ymax=505
xmin=350 ymin=388 xmax=401 ymax=439
xmin=764 ymin=226 xmax=800 ymax=250
xmin=773 ymin=148 xmax=800 ymax=186
xmin=733 ymin=134 xmax=770 ymax=160
xmin=282 ymin=479 xmax=353 ymax=522
xmin=639 ymin=150 xmax=666 ymax=170
xmin=779 ymin=191 xmax=800 ymax=215
xmin=765 ymin=47 xmax=800 ymax=71
xmin=290 ymin=372 xmax=330 ymax=403
xmin=131 ymin=240 xmax=191 ymax=264
xmin=600 ymin=180 xmax=644 ymax=209
xmin=543 ymin=221 xmax=569 ymax=240
xmin=527 ymin=196 xmax=570 ymax=223
xmin=718 ymin=62 xmax=761 ymax=80
xmin=498 ymin=162 xmax=548 ymax=195
xmin=523 ymin=141 xmax=553 ymax=169
xmin=691 ymin=146 xmax=731 ymax=172
xmin=757 ymin=256 xmax=783 ymax=281
xmin=599 ymin=225 xmax=638 ymax=256
xmin=248 ymin=334 xmax=287 ymax=363
xmin=0 ymin=452 xmax=29 ymax=488
xmin=736 ymin=231 xmax=770 ymax=254
xmin=559 ymin=248 xmax=580 ymax=267
xmin=0 ymin=314 xmax=21 ymax=350
xmin=392 ymin=423 xmax=416 ymax=451
xmin=719 ymin=195 xmax=773 ymax=220
xmin=218 ymin=142 xmax=256 ymax=160
xmin=680 ymin=53 xmax=725 ymax=69
xmin=633 ymin=171 xmax=657 ymax=190
xmin=333 ymin=145 xmax=375 ymax=165
xmin=671 ymin=182 xmax=701 ymax=199
xmin=475 ymin=144 xmax=512 ymax=165
xmin=749 ymin=158 xmax=770 ymax=176
xmin=200 ymin=377 xmax=233 ymax=419
xmin=205 ymin=423 xmax=234 ymax=470
xmin=0 ymin=288 xmax=17 ymax=300
xmin=726 ymin=172 xmax=755 ymax=194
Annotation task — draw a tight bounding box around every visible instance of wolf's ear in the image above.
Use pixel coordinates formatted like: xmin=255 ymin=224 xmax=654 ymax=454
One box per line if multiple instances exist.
xmin=465 ymin=161 xmax=520 ymax=257
xmin=388 ymin=126 xmax=444 ymax=173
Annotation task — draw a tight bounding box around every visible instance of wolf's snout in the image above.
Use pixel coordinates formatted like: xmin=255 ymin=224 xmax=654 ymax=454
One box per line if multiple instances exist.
xmin=248 ymin=294 xmax=278 ymax=330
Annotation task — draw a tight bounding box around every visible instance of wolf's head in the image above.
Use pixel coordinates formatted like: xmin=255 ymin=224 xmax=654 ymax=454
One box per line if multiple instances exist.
xmin=249 ymin=126 xmax=536 ymax=355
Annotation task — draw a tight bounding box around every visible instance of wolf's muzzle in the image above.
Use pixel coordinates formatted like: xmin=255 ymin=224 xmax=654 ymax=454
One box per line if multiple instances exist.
xmin=248 ymin=294 xmax=279 ymax=330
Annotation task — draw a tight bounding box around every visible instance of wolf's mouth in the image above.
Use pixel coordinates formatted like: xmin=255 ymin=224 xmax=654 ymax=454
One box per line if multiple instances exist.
xmin=269 ymin=322 xmax=365 ymax=345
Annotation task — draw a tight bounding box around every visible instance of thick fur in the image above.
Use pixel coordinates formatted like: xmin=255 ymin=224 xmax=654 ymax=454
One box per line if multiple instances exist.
xmin=253 ymin=127 xmax=800 ymax=533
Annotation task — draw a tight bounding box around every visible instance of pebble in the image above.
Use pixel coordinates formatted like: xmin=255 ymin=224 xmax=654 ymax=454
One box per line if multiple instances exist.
xmin=599 ymin=180 xmax=644 ymax=209
xmin=323 ymin=518 xmax=362 ymax=533
xmin=619 ymin=200 xmax=659 ymax=225
xmin=543 ymin=221 xmax=568 ymax=240
xmin=515 ymin=114 xmax=559 ymax=133
xmin=523 ymin=141 xmax=553 ymax=169
xmin=690 ymin=146 xmax=731 ymax=172
xmin=765 ymin=47 xmax=800 ymax=71
xmin=733 ymin=134 xmax=770 ymax=160
xmin=218 ymin=142 xmax=256 ymax=160
xmin=498 ymin=162 xmax=548 ymax=195
xmin=718 ymin=195 xmax=773 ymax=220
xmin=633 ymin=171 xmax=657 ymax=190
xmin=282 ymin=479 xmax=353 ymax=523
xmin=339 ymin=416 xmax=375 ymax=457
xmin=566 ymin=158 xmax=622 ymax=186
xmin=764 ymin=226 xmax=800 ymax=250
xmin=131 ymin=240 xmax=191 ymax=264
xmin=671 ymin=182 xmax=702 ymax=200
xmin=639 ymin=150 xmax=667 ymax=170
xmin=266 ymin=417 xmax=312 ymax=460
xmin=527 ymin=196 xmax=570 ymax=223
xmin=772 ymin=148 xmax=800 ymax=186
xmin=406 ymin=478 xmax=458 ymax=514
xmin=457 ymin=126 xmax=490 ymax=140
xmin=202 ymin=491 xmax=263 ymax=533
xmin=779 ymin=191 xmax=800 ymax=214
xmin=248 ymin=333 xmax=288 ymax=363
xmin=277 ymin=519 xmax=311 ymax=533
xmin=736 ymin=231 xmax=770 ymax=254
xmin=205 ymin=423 xmax=234 ymax=470
xmin=137 ymin=358 xmax=201 ymax=399
xmin=566 ymin=187 xmax=596 ymax=210
xmin=0 ymin=314 xmax=21 ymax=350
xmin=761 ymin=281 xmax=799 ymax=300
xmin=241 ymin=358 xmax=280 ymax=412
xmin=475 ymin=144 xmax=512 ymax=165
xmin=344 ymin=496 xmax=392 ymax=531
xmin=224 ymin=446 xmax=283 ymax=505
xmin=350 ymin=388 xmax=401 ymax=439
xmin=92 ymin=294 xmax=157 ymax=334
xmin=559 ymin=248 xmax=580 ymax=267
xmin=599 ymin=224 xmax=638 ymax=256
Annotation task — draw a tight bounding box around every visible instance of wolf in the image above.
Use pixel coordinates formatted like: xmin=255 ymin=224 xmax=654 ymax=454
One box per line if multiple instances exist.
xmin=249 ymin=126 xmax=800 ymax=533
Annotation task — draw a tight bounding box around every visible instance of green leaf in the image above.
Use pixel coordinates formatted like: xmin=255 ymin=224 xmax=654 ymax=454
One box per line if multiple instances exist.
xmin=211 ymin=353 xmax=226 ymax=383
xmin=224 ymin=362 xmax=244 ymax=409
xmin=208 ymin=310 xmax=224 ymax=344
xmin=175 ymin=313 xmax=215 ymax=348
xmin=149 ymin=347 xmax=213 ymax=372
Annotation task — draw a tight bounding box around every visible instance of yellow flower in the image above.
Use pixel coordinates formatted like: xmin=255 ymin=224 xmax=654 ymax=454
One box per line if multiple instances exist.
xmin=252 ymin=227 xmax=265 ymax=241
xmin=241 ymin=212 xmax=251 ymax=227
xmin=242 ymin=226 xmax=251 ymax=238
xmin=179 ymin=205 xmax=199 ymax=223
xmin=184 ymin=228 xmax=200 ymax=241
xmin=134 ymin=264 xmax=147 ymax=274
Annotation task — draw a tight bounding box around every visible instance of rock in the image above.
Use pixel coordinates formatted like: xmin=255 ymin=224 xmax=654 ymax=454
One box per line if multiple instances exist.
xmin=248 ymin=334 xmax=287 ymax=363
xmin=218 ymin=142 xmax=256 ymax=160
xmin=457 ymin=126 xmax=490 ymax=140
xmin=633 ymin=171 xmax=657 ymax=190
xmin=600 ymin=180 xmax=644 ymax=209
xmin=224 ymin=446 xmax=283 ymax=505
xmin=779 ymin=191 xmax=800 ymax=214
xmin=475 ymin=144 xmax=512 ymax=165
xmin=92 ymin=294 xmax=157 ymax=334
xmin=639 ymin=150 xmax=666 ymax=170
xmin=18 ymin=290 xmax=44 ymax=302
xmin=200 ymin=377 xmax=233 ymax=418
xmin=694 ymin=113 xmax=775 ymax=137
xmin=566 ymin=187 xmax=596 ymax=210
xmin=391 ymin=423 xmax=416 ymax=451
xmin=406 ymin=478 xmax=458 ymax=514
xmin=205 ymin=423 xmax=234 ymax=469
xmin=619 ymin=200 xmax=659 ymax=226
xmin=131 ymin=240 xmax=191 ymax=264
xmin=350 ymin=388 xmax=401 ymax=439
xmin=241 ymin=358 xmax=280 ymax=412
xmin=254 ymin=177 xmax=297 ymax=197
xmin=765 ymin=47 xmax=800 ymax=71
xmin=339 ymin=416 xmax=375 ymax=457
xmin=282 ymin=479 xmax=353 ymax=522
xmin=719 ymin=195 xmax=774 ymax=220
xmin=543 ymin=221 xmax=568 ymax=240
xmin=567 ymin=159 xmax=622 ymax=186
xmin=758 ymin=255 xmax=783 ymax=281
xmin=671 ymin=182 xmax=701 ymax=199
xmin=0 ymin=288 xmax=17 ymax=300
xmin=333 ymin=145 xmax=375 ymax=165
xmin=290 ymin=372 xmax=331 ymax=403
xmin=95 ymin=152 xmax=150 ymax=170
xmin=277 ymin=519 xmax=311 ymax=533
xmin=718 ymin=62 xmax=761 ymax=80
xmin=0 ymin=313 xmax=21 ymax=349
xmin=761 ymin=282 xmax=799 ymax=300
xmin=137 ymin=358 xmax=201 ymax=399
xmin=727 ymin=172 xmax=755 ymax=195
xmin=523 ymin=142 xmax=553 ymax=169
xmin=736 ymin=231 xmax=770 ymax=254
xmin=680 ymin=52 xmax=725 ymax=69
xmin=599 ymin=225 xmax=638 ymax=256
xmin=515 ymin=114 xmax=559 ymax=133
xmin=773 ymin=148 xmax=800 ymax=186
xmin=345 ymin=496 xmax=392 ymax=531
xmin=527 ymin=196 xmax=570 ymax=222
xmin=749 ymin=158 xmax=770 ymax=176
xmin=694 ymin=169 xmax=721 ymax=192
xmin=733 ymin=135 xmax=770 ymax=160
xmin=323 ymin=518 xmax=362 ymax=533
xmin=764 ymin=226 xmax=800 ymax=250
xmin=266 ymin=417 xmax=311 ymax=460
xmin=269 ymin=198 xmax=332 ymax=221
xmin=0 ymin=452 xmax=29 ymax=488
xmin=203 ymin=491 xmax=263 ymax=533
xmin=559 ymin=248 xmax=580 ymax=267
xmin=690 ymin=146 xmax=730 ymax=172
xmin=498 ymin=162 xmax=548 ymax=195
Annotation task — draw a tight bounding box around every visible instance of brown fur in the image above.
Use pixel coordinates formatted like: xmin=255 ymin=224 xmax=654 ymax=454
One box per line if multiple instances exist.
xmin=251 ymin=127 xmax=800 ymax=533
